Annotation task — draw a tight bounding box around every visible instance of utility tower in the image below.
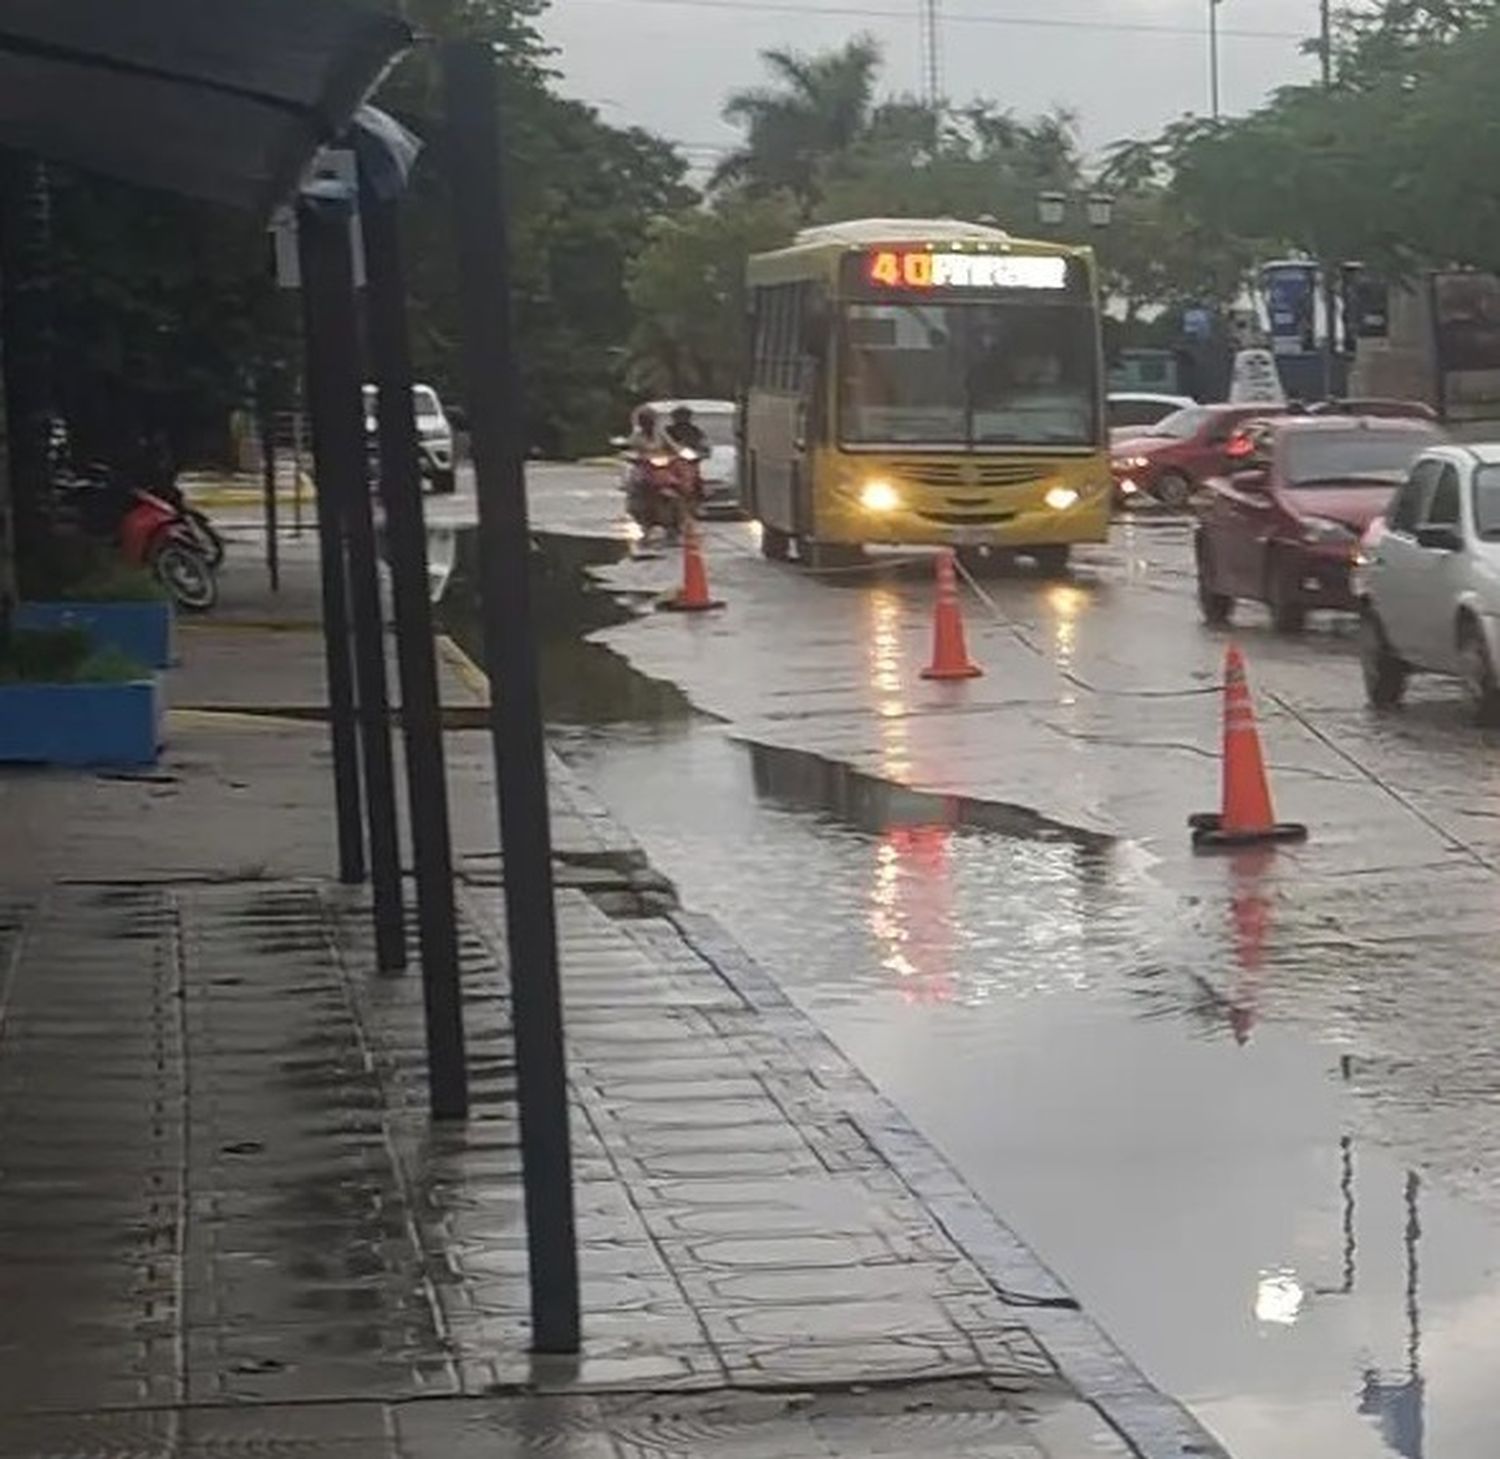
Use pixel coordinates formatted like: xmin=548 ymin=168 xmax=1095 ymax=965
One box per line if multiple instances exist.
xmin=919 ymin=0 xmax=941 ymax=111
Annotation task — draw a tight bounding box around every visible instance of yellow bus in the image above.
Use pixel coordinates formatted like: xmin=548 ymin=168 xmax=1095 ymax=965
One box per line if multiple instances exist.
xmin=742 ymin=218 xmax=1109 ymax=572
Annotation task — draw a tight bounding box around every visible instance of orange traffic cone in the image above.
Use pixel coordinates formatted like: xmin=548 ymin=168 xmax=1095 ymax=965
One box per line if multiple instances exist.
xmin=1190 ymin=644 xmax=1308 ymax=849
xmin=921 ymin=550 xmax=983 ymax=681
xmin=658 ymin=516 xmax=725 ymax=613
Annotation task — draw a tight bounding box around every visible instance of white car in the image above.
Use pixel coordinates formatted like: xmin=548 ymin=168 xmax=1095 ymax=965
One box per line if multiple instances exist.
xmin=363 ymin=383 xmax=456 ymax=494
xmin=1358 ymin=443 xmax=1500 ymax=722
xmin=1107 ymin=391 xmax=1195 ymax=444
xmin=620 ymin=399 xmax=739 ymax=513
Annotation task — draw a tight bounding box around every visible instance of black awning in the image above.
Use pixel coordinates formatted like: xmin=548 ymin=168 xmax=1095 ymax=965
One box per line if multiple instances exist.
xmin=0 ymin=0 xmax=413 ymax=211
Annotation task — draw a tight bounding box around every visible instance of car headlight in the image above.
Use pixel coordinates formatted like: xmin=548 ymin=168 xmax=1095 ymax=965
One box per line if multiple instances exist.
xmin=1300 ymin=516 xmax=1357 ymax=545
xmin=860 ymin=480 xmax=900 ymax=513
xmin=1113 ymin=455 xmax=1150 ymax=472
xmin=1044 ymin=485 xmax=1080 ymax=511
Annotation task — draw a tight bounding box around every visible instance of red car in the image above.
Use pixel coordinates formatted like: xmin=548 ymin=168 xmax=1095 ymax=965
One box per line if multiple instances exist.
xmin=1194 ymin=415 xmax=1444 ymax=633
xmin=1111 ymin=403 xmax=1289 ymax=509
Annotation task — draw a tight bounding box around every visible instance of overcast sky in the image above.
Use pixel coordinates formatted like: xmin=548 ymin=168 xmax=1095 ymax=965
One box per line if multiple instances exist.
xmin=540 ymin=0 xmax=1321 ymax=169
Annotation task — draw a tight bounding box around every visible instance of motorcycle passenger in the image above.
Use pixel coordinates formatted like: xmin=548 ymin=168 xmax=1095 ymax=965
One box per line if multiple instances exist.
xmin=664 ymin=404 xmax=709 ymax=460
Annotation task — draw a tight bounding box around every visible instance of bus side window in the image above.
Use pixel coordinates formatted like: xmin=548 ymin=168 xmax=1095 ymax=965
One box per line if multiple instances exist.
xmin=750 ymin=287 xmax=772 ymax=389
xmin=783 ymin=284 xmax=807 ymax=393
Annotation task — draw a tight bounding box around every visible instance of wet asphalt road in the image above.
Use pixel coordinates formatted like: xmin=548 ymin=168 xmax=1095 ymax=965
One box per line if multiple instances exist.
xmin=451 ymin=464 xmax=1500 ymax=1459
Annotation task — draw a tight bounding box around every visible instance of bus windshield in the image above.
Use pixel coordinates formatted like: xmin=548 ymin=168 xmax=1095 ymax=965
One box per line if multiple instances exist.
xmin=839 ymin=301 xmax=1097 ymax=448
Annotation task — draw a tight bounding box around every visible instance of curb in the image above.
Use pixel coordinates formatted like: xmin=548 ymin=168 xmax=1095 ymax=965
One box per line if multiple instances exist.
xmin=536 ymin=736 xmax=1228 ymax=1455
xmin=667 ymin=908 xmax=1230 ymax=1459
xmin=434 ymin=632 xmax=492 ymax=705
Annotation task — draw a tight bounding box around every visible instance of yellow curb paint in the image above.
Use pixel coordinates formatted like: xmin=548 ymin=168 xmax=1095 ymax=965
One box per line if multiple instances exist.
xmin=168 ymin=708 xmax=314 ymax=731
xmin=435 ymin=633 xmax=492 ymax=701
xmin=178 ymin=619 xmax=320 ymax=634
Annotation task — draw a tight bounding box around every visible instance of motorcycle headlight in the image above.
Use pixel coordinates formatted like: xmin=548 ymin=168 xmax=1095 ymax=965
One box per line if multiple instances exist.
xmin=648 ymin=454 xmax=673 ymax=468
xmin=1300 ymin=516 xmax=1357 ymax=545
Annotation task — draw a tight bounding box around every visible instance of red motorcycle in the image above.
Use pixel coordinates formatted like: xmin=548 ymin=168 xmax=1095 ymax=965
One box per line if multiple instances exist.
xmin=627 ymin=447 xmax=702 ymax=543
xmin=59 ymin=469 xmax=219 ymax=611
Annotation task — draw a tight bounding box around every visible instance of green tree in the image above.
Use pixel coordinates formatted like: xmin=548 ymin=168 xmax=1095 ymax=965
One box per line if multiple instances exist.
xmin=377 ymin=0 xmax=694 ymax=454
xmin=626 ymin=194 xmax=799 ymax=398
xmin=715 ymin=38 xmax=885 ymax=211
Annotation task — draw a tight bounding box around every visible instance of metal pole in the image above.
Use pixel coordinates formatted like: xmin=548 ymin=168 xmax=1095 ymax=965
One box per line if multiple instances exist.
xmin=259 ymin=382 xmax=280 ymax=594
xmin=360 ymin=172 xmax=469 ymax=1120
xmin=297 ymin=208 xmax=365 ymax=887
xmin=1209 ymin=0 xmax=1221 ymax=121
xmin=298 ymin=193 xmax=407 ymax=969
xmin=443 ymin=39 xmax=580 ymax=1355
xmin=1319 ymin=0 xmax=1333 ymax=87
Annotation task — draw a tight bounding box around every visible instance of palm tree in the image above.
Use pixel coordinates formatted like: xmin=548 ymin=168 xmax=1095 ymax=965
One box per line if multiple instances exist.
xmin=714 ymin=37 xmax=885 ymax=211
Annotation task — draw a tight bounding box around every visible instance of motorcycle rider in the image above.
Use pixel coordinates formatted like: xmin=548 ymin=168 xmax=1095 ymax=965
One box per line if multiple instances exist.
xmin=624 ymin=405 xmax=677 ymax=541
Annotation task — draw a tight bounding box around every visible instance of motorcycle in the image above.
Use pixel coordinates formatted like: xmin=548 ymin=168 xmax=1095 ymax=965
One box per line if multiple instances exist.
xmin=626 ymin=447 xmax=702 ymax=543
xmin=57 ymin=467 xmax=219 ymax=611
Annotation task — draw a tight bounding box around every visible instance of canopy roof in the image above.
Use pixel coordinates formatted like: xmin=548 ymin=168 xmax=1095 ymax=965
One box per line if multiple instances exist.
xmin=0 ymin=0 xmax=413 ymax=211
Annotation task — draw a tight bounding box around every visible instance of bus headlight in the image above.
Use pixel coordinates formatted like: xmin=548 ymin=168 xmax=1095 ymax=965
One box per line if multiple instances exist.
xmin=1044 ymin=486 xmax=1080 ymax=511
xmin=860 ymin=480 xmax=900 ymax=513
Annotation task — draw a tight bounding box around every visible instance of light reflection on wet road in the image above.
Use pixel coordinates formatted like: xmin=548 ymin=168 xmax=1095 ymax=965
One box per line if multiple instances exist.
xmin=556 ymin=718 xmax=1500 ymax=1459
xmin=447 ymin=473 xmax=1500 ymax=1458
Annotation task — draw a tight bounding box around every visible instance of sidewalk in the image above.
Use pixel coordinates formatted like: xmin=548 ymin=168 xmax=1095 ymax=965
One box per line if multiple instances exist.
xmin=0 ymin=531 xmax=1222 ymax=1457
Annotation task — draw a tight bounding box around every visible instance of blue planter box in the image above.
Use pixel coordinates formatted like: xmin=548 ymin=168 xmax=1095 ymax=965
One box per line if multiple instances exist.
xmin=15 ymin=599 xmax=173 ymax=669
xmin=0 ymin=679 xmax=162 ymax=767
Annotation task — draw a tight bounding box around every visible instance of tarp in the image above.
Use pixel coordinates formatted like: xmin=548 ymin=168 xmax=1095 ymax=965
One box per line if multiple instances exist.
xmin=0 ymin=0 xmax=413 ymax=211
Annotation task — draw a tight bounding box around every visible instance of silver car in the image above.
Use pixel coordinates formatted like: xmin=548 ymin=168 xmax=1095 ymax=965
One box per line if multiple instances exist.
xmin=1357 ymin=443 xmax=1500 ymax=722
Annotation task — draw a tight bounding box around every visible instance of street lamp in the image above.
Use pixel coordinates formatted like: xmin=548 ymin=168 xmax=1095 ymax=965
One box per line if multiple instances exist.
xmin=1036 ymin=191 xmax=1114 ymax=230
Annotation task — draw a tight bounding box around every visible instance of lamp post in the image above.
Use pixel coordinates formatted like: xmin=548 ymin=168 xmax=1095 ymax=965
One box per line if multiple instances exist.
xmin=1209 ymin=0 xmax=1223 ymax=120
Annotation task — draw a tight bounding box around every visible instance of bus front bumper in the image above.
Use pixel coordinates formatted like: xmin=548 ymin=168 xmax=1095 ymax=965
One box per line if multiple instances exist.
xmin=818 ymin=485 xmax=1112 ymax=548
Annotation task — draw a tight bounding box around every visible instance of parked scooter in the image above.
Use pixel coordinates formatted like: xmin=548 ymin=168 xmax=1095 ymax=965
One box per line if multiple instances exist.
xmin=57 ymin=466 xmax=219 ymax=611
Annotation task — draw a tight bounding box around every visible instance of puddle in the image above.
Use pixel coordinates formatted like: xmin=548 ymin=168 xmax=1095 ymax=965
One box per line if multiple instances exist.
xmin=446 ymin=524 xmax=1500 ymax=1459
xmin=438 ymin=531 xmax=696 ymax=728
xmin=743 ymin=738 xmax=1111 ymax=849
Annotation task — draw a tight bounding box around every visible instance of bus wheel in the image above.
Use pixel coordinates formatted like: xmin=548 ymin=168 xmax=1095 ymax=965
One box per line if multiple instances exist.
xmin=1032 ymin=545 xmax=1071 ymax=578
xmin=760 ymin=524 xmax=792 ymax=561
xmin=802 ymin=539 xmax=864 ymax=570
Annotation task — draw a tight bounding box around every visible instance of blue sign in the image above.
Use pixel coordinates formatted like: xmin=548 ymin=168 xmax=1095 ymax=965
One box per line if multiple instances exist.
xmin=1261 ymin=261 xmax=1318 ymax=357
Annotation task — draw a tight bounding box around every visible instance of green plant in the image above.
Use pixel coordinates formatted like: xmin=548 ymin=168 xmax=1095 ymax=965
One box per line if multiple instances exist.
xmin=53 ymin=559 xmax=164 ymax=603
xmin=0 ymin=627 xmax=146 ymax=684
xmin=74 ymin=646 xmax=150 ymax=683
xmin=21 ymin=537 xmax=164 ymax=603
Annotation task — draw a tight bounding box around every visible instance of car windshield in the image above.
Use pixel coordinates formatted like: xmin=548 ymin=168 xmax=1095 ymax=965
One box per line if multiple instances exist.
xmin=1109 ymin=398 xmax=1178 ymax=430
xmin=840 ymin=301 xmax=1098 ymax=447
xmin=1283 ymin=428 xmax=1438 ymax=487
xmin=1145 ymin=406 xmax=1209 ymax=440
xmin=1473 ymin=466 xmax=1500 ymax=538
xmin=364 ymin=385 xmax=442 ymax=421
